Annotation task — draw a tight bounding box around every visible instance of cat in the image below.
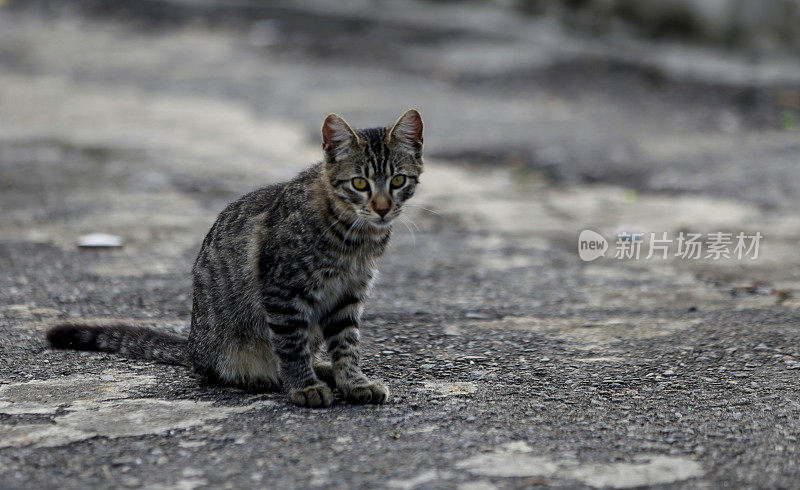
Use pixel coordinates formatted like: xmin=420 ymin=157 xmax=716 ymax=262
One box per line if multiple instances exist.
xmin=47 ymin=109 xmax=424 ymax=408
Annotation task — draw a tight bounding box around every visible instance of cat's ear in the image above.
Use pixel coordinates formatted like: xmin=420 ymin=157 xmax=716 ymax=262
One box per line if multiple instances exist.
xmin=322 ymin=113 xmax=361 ymax=163
xmin=386 ymin=109 xmax=423 ymax=157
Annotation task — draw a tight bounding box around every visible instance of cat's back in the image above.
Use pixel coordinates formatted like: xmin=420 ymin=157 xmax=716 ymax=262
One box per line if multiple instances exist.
xmin=193 ymin=164 xmax=322 ymax=271
xmin=192 ymin=181 xmax=287 ymax=273
xmin=218 ymin=164 xmax=321 ymax=233
xmin=221 ymin=182 xmax=287 ymax=229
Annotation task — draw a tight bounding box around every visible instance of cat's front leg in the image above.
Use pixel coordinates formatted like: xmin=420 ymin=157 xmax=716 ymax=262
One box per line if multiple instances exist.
xmin=321 ymin=302 xmax=389 ymax=404
xmin=268 ymin=315 xmax=333 ymax=408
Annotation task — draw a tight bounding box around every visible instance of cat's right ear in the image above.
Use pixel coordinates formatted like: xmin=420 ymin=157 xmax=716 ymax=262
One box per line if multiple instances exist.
xmin=322 ymin=113 xmax=361 ymax=163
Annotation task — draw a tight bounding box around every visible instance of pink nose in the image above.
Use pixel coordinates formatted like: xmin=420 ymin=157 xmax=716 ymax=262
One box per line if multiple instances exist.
xmin=372 ymin=195 xmax=392 ymax=217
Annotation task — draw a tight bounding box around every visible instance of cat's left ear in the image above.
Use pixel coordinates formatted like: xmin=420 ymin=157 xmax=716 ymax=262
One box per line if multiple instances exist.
xmin=386 ymin=109 xmax=423 ymax=157
xmin=322 ymin=113 xmax=362 ymax=163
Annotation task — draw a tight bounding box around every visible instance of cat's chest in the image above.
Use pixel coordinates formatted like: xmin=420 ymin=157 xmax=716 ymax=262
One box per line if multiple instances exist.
xmin=308 ymin=257 xmax=375 ymax=313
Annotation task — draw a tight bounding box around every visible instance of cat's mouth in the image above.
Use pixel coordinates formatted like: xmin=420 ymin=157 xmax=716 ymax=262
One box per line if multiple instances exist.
xmin=354 ymin=209 xmax=396 ymax=229
xmin=369 ymin=217 xmax=394 ymax=228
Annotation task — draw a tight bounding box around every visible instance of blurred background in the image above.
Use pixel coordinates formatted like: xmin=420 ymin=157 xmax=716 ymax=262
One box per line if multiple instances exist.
xmin=3 ymin=0 xmax=800 ymax=298
xmin=3 ymin=0 xmax=800 ymax=204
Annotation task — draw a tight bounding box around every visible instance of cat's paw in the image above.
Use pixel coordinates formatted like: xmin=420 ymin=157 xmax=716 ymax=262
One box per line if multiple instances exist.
xmin=312 ymin=361 xmax=336 ymax=387
xmin=289 ymin=383 xmax=333 ymax=408
xmin=341 ymin=381 xmax=389 ymax=405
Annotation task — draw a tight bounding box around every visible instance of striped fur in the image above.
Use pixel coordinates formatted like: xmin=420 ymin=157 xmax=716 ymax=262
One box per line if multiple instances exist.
xmin=48 ymin=110 xmax=424 ymax=407
xmin=47 ymin=322 xmax=187 ymax=365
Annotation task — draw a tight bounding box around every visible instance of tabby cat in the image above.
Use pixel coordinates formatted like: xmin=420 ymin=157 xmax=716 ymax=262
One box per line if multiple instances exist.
xmin=48 ymin=109 xmax=424 ymax=407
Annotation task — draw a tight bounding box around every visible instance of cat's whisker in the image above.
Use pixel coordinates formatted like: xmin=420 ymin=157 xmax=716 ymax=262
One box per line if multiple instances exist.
xmin=342 ymin=219 xmax=356 ymax=244
xmin=402 ymin=214 xmax=421 ymax=233
xmin=341 ymin=217 xmax=363 ymax=254
xmin=399 ymin=215 xmax=416 ymax=247
xmin=404 ymin=203 xmax=447 ymax=222
xmin=352 ymin=218 xmax=371 ymax=253
xmin=315 ymin=217 xmax=346 ymax=247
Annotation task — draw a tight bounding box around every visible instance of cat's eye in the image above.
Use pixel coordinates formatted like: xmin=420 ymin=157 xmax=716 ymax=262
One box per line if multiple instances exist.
xmin=390 ymin=175 xmax=406 ymax=189
xmin=351 ymin=177 xmax=369 ymax=191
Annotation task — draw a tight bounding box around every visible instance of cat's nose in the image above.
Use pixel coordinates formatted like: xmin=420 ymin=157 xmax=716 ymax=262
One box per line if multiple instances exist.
xmin=372 ymin=195 xmax=392 ymax=217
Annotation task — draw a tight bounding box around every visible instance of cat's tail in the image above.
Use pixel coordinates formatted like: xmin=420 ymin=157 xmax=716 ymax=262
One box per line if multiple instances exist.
xmin=47 ymin=322 xmax=189 ymax=366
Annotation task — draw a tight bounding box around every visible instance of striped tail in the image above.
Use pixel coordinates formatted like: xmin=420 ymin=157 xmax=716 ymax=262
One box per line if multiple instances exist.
xmin=47 ymin=322 xmax=189 ymax=366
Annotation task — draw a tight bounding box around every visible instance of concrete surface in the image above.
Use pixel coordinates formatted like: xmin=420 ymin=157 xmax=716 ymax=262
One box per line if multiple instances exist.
xmin=1 ymin=1 xmax=800 ymax=488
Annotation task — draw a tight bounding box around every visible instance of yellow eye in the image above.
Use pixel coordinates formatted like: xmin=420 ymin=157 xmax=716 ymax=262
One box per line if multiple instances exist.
xmin=390 ymin=175 xmax=406 ymax=189
xmin=351 ymin=177 xmax=369 ymax=191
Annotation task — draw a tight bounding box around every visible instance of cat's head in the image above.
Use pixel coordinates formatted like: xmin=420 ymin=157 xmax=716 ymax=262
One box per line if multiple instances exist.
xmin=321 ymin=109 xmax=423 ymax=229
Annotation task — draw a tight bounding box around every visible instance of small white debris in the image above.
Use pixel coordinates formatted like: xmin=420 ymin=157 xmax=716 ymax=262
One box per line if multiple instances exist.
xmin=77 ymin=233 xmax=123 ymax=248
xmin=423 ymin=381 xmax=477 ymax=397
